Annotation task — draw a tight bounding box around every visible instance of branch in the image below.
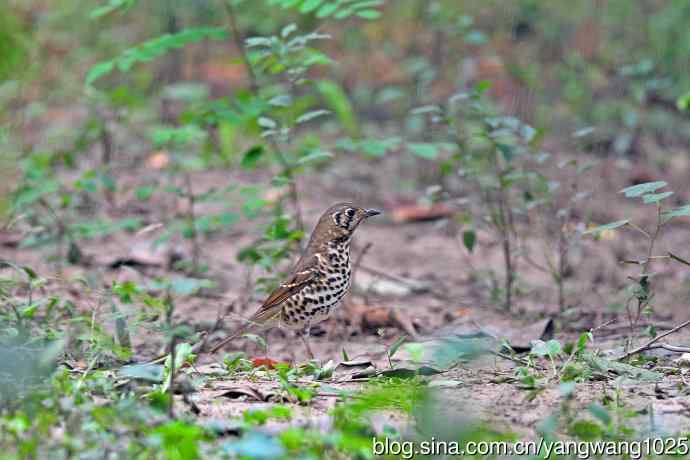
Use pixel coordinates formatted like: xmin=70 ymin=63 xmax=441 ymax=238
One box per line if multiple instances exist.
xmin=617 ymin=318 xmax=690 ymax=360
xmin=222 ymin=0 xmax=304 ymax=234
xmin=222 ymin=0 xmax=258 ymax=93
xmin=647 ymin=343 xmax=690 ymax=353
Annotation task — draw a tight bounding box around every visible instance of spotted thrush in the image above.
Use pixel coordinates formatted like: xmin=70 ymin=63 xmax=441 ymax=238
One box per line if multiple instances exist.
xmin=210 ymin=203 xmax=381 ymax=358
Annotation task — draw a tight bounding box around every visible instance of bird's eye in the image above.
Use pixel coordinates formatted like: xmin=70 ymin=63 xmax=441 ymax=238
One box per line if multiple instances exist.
xmin=345 ymin=208 xmax=355 ymax=217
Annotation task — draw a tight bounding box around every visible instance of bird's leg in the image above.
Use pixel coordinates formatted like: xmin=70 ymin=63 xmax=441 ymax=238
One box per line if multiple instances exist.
xmin=300 ymin=324 xmax=315 ymax=361
xmin=265 ymin=332 xmax=270 ymax=359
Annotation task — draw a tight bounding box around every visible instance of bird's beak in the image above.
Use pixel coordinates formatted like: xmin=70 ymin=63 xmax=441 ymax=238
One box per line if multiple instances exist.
xmin=364 ymin=208 xmax=382 ymax=218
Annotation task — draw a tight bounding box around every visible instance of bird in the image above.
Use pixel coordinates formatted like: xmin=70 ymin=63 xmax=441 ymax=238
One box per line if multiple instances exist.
xmin=209 ymin=203 xmax=381 ymax=359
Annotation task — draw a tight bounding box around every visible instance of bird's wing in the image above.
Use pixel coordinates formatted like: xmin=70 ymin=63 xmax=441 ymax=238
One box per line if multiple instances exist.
xmin=249 ymin=255 xmax=319 ymax=324
xmin=209 ymin=255 xmax=320 ymax=354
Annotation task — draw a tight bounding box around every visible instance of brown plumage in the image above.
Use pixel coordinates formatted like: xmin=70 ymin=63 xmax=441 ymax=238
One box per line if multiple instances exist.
xmin=209 ymin=203 xmax=381 ymax=358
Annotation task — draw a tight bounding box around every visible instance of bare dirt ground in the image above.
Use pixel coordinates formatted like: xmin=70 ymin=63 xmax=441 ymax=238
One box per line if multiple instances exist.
xmin=3 ymin=144 xmax=690 ymax=437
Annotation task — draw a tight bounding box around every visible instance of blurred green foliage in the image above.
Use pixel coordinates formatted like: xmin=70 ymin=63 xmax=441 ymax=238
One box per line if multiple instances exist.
xmin=3 ymin=1 xmax=690 ymax=458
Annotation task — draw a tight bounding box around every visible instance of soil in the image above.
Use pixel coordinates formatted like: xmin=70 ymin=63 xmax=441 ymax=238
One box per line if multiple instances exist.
xmin=3 ymin=143 xmax=690 ymax=437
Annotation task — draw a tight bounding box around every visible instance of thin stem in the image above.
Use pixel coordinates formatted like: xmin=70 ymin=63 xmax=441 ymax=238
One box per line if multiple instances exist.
xmin=222 ymin=0 xmax=258 ymax=94
xmin=627 ymin=221 xmax=651 ymax=239
xmin=183 ymin=173 xmax=200 ymax=273
xmin=165 ymin=291 xmax=176 ymax=418
xmin=168 ymin=335 xmax=177 ymax=418
xmin=557 ymin=214 xmax=567 ymax=312
xmin=222 ymin=0 xmax=304 ymax=234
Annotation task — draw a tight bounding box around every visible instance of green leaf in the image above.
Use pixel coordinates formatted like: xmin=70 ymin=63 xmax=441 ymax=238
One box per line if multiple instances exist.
xmin=22 ymin=266 xmax=37 ymax=280
xmin=135 ymin=185 xmax=156 ymax=201
xmin=663 ymin=204 xmax=690 ymax=219
xmin=85 ymin=61 xmax=115 ymax=87
xmin=297 ymin=149 xmax=333 ymax=165
xmin=355 ymin=9 xmax=381 ymax=19
xmin=677 ymin=91 xmax=690 ymax=111
xmin=316 ymin=2 xmax=339 ymax=17
xmin=587 ymin=404 xmax=611 ymax=425
xmin=559 ymin=381 xmax=576 ymax=396
xmin=334 ymin=7 xmax=353 ymax=18
xmin=258 ymin=117 xmax=277 ymax=129
xmin=299 ymin=0 xmax=324 ymax=13
xmin=462 ymin=230 xmax=476 ymax=253
xmin=408 ymin=143 xmax=439 ymax=160
xmin=619 ymin=181 xmax=667 ymax=198
xmin=546 ymin=339 xmax=562 ymax=356
xmin=90 ymin=0 xmax=135 ymax=19
xmin=570 ymin=420 xmax=603 ymax=441
xmin=317 ymin=80 xmax=359 ymax=137
xmin=119 ymin=363 xmax=164 ymax=382
xmin=242 ymin=333 xmax=268 ymax=352
xmin=21 ymin=302 xmax=41 ymax=319
xmin=240 ymin=145 xmax=265 ymax=170
xmin=531 ymin=339 xmax=562 ymax=358
xmin=85 ymin=27 xmax=227 ymax=86
xmin=583 ymin=220 xmax=629 ymax=235
xmin=388 ymin=335 xmax=407 ymax=359
xmin=169 ymin=277 xmax=213 ymax=296
xmin=222 ymin=433 xmax=285 ymax=460
xmin=576 ymin=332 xmax=592 ymax=354
xmin=280 ymin=23 xmax=297 ymax=38
xmin=296 ymin=109 xmax=331 ymax=124
xmin=642 ymin=191 xmax=673 ymax=204
xmin=173 ymin=342 xmax=195 ymax=370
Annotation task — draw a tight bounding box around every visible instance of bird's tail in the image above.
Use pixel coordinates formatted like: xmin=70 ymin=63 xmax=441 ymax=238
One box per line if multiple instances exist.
xmin=208 ymin=324 xmax=252 ymax=354
xmin=208 ymin=305 xmax=282 ymax=354
xmin=208 ymin=307 xmax=281 ymax=354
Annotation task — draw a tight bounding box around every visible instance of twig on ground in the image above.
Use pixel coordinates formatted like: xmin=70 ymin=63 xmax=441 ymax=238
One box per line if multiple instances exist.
xmin=491 ymin=350 xmax=530 ymax=366
xmin=646 ymin=343 xmax=690 ymax=353
xmin=617 ymin=318 xmax=690 ymax=360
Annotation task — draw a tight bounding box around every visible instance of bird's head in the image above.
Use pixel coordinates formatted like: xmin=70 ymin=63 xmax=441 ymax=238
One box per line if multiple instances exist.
xmin=314 ymin=202 xmax=381 ymax=242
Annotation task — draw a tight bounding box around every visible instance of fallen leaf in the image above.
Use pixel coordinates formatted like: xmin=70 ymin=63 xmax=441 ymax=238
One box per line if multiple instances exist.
xmin=500 ymin=318 xmax=554 ymax=352
xmin=452 ymin=307 xmax=473 ymax=317
xmin=428 ymin=379 xmax=463 ymax=388
xmin=193 ymin=363 xmax=229 ymax=376
xmin=104 ymin=241 xmax=185 ymax=269
xmin=219 ymin=386 xmax=272 ymax=402
xmin=252 ymin=357 xmax=289 ymax=369
xmin=391 ymin=204 xmax=454 ymax=223
xmin=337 ymin=357 xmax=374 ymax=368
xmin=585 ymin=354 xmax=662 ymax=382
xmin=147 ymin=151 xmax=170 ymax=169
xmin=354 ymin=305 xmax=419 ymax=339
xmin=0 ymin=230 xmax=22 ymax=248
xmin=118 ymin=363 xmax=164 ymax=382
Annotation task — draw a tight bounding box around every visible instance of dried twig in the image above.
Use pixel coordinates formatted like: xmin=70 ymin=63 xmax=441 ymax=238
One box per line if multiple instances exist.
xmin=491 ymin=350 xmax=530 ymax=366
xmin=647 ymin=343 xmax=690 ymax=353
xmin=617 ymin=318 xmax=690 ymax=360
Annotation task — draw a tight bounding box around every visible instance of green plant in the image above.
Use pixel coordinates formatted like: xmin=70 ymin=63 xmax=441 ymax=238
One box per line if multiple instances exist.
xmin=585 ymin=180 xmax=690 ymax=347
xmin=416 ymin=82 xmax=544 ymax=311
xmin=521 ymin=149 xmax=596 ymax=313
